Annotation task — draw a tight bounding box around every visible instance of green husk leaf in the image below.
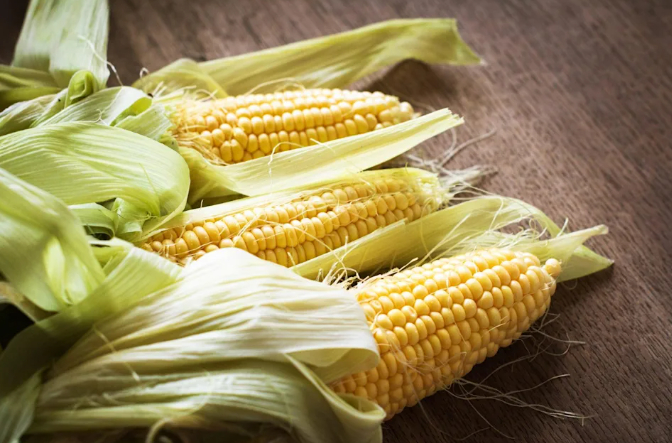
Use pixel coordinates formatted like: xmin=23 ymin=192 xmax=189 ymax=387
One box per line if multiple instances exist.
xmin=293 ymin=196 xmax=611 ymax=281
xmin=0 ymin=248 xmax=381 ymax=443
xmin=0 ymin=246 xmax=182 ymax=441
xmin=69 ymin=204 xmax=118 ymax=239
xmin=63 ymin=70 xmax=98 ymax=107
xmin=0 ymin=282 xmax=51 ymax=323
xmin=0 ymin=372 xmax=41 ymax=443
xmin=31 ymin=358 xmax=383 ymax=443
xmin=114 ymin=103 xmax=172 ymax=142
xmin=0 ymin=88 xmax=178 ymax=238
xmin=12 ymin=0 xmax=109 ymax=89
xmin=0 ymin=169 xmax=105 ymax=313
xmin=202 ymin=18 xmax=480 ymax=95
xmin=134 ymin=19 xmax=479 ymax=96
xmin=38 ymin=86 xmax=150 ymax=126
xmin=185 ymin=108 xmax=463 ymax=202
xmin=0 ymin=86 xmax=168 ymax=142
xmin=49 ymin=248 xmax=377 ymax=383
xmin=534 ymin=236 xmax=613 ymax=282
xmin=0 ymin=86 xmax=61 ymax=111
xmin=0 ymin=85 xmax=162 ymax=137
xmin=133 ymin=58 xmax=227 ymax=98
xmin=509 ymin=226 xmax=610 ymax=278
xmin=0 ymin=122 xmax=189 ymax=239
xmin=0 ymin=65 xmax=59 ymax=110
xmin=1 ymin=0 xmax=110 ymax=110
xmin=524 ymin=234 xmax=614 ymax=282
xmin=0 ymin=65 xmax=57 ymax=89
xmin=0 ymin=93 xmax=58 ymax=136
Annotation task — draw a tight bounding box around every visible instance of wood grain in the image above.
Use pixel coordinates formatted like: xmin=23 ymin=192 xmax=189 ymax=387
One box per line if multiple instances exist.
xmin=1 ymin=0 xmax=671 ymax=441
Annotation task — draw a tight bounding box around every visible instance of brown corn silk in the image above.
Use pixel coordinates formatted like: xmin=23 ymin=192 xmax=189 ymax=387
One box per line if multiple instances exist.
xmin=140 ymin=170 xmax=441 ymax=267
xmin=171 ymin=88 xmax=415 ymax=164
xmin=333 ymin=248 xmax=562 ymax=419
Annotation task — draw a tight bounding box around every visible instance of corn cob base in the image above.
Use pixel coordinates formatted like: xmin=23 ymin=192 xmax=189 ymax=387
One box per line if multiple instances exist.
xmin=333 ymin=248 xmax=561 ymax=419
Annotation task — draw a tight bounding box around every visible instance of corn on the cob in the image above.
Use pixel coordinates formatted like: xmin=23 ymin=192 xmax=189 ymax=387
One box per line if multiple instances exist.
xmin=173 ymin=88 xmax=416 ymax=164
xmin=140 ymin=173 xmax=440 ymax=266
xmin=333 ymin=248 xmax=561 ymax=419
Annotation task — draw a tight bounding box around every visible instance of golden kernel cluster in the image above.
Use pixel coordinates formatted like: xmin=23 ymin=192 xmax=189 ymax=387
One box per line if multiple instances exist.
xmin=140 ymin=176 xmax=438 ymax=266
xmin=174 ymin=88 xmax=415 ymax=164
xmin=332 ymin=248 xmax=561 ymax=419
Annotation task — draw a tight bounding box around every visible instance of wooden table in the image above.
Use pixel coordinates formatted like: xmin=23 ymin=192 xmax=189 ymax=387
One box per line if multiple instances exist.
xmin=2 ymin=0 xmax=670 ymax=442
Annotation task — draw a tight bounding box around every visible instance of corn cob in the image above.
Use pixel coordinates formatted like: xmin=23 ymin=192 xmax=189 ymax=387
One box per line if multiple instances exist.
xmin=172 ymin=88 xmax=416 ymax=164
xmin=140 ymin=172 xmax=440 ymax=266
xmin=333 ymin=248 xmax=561 ymax=419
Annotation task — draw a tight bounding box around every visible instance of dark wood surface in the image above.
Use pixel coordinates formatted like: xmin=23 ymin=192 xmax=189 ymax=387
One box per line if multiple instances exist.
xmin=2 ymin=0 xmax=671 ymax=442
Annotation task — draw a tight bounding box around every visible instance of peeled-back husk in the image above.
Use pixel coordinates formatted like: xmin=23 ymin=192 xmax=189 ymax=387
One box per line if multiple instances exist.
xmin=0 ymin=86 xmax=171 ymax=141
xmin=180 ymin=109 xmax=463 ymax=202
xmin=293 ymin=195 xmax=612 ymax=282
xmin=134 ymin=19 xmax=480 ymax=97
xmin=1 ymin=0 xmax=109 ymax=109
xmin=0 ymin=87 xmax=180 ymax=242
xmin=0 ymin=247 xmax=382 ymax=443
xmin=0 ymin=121 xmax=188 ymax=240
xmin=0 ymin=170 xmax=104 ymax=314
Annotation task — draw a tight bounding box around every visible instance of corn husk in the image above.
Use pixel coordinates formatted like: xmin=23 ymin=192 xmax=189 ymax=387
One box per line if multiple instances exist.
xmin=1 ymin=0 xmax=109 ymax=109
xmin=0 ymin=247 xmax=382 ymax=443
xmin=182 ymin=108 xmax=463 ymax=202
xmin=134 ymin=19 xmax=480 ymax=96
xmin=0 ymin=241 xmax=181 ymax=442
xmin=134 ymin=59 xmax=227 ymax=100
xmin=0 ymin=372 xmax=41 ymax=443
xmin=0 ymin=121 xmax=188 ymax=239
xmin=0 ymin=170 xmax=104 ymax=315
xmin=114 ymin=104 xmax=174 ymax=142
xmin=35 ymin=86 xmax=147 ymax=126
xmin=68 ymin=204 xmax=119 ymax=239
xmin=0 ymin=86 xmax=169 ymax=137
xmin=0 ymin=65 xmax=56 ymax=91
xmin=0 ymin=69 xmax=106 ymax=135
xmin=293 ymin=196 xmax=612 ymax=282
xmin=0 ymin=66 xmax=59 ymax=110
xmin=0 ymin=93 xmax=60 ymax=136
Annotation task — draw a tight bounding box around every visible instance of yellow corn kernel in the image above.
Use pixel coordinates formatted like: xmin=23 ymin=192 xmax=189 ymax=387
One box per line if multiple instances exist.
xmin=172 ymin=88 xmax=415 ymax=164
xmin=332 ymin=249 xmax=561 ymax=420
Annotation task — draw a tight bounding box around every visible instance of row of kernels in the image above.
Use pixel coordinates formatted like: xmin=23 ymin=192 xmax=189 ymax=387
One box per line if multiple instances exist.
xmin=217 ymin=89 xmax=391 ymax=112
xmin=143 ymin=200 xmax=428 ymax=264
xmin=166 ymin=208 xmax=421 ymax=266
xmin=217 ymin=96 xmax=404 ymax=123
xmin=183 ymin=95 xmax=402 ymax=134
xmin=198 ymin=118 xmax=389 ymax=164
xmin=321 ymin=177 xmax=412 ymax=204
